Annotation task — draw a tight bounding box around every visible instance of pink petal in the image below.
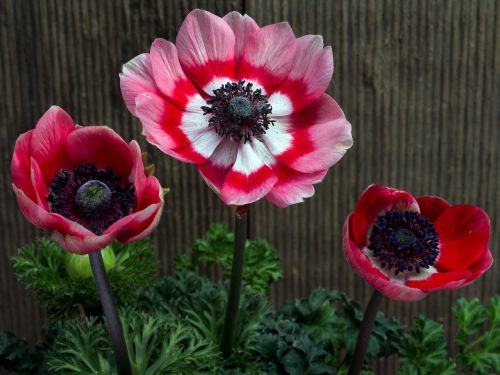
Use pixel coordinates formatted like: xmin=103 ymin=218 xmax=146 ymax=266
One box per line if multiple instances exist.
xmin=462 ymin=249 xmax=493 ymax=287
xmin=13 ymin=184 xmax=92 ymax=239
xmin=198 ymin=139 xmax=239 ymax=195
xmin=134 ymin=93 xmax=213 ymax=164
xmin=176 ymin=9 xmax=236 ymax=92
xmin=416 ymin=196 xmax=450 ymax=221
xmin=220 ymin=142 xmax=278 ymax=205
xmin=51 ymin=230 xmax=115 ymax=254
xmin=149 ymin=38 xmax=201 ymax=109
xmin=343 ymin=216 xmax=426 ymax=301
xmin=434 ymin=205 xmax=490 ymax=271
xmin=269 ymin=35 xmax=333 ymax=114
xmin=265 ymin=164 xmax=327 ymax=208
xmin=30 ymin=158 xmax=49 ymax=209
xmin=266 ymin=95 xmax=352 ymax=173
xmin=11 ymin=130 xmax=35 ymax=200
xmin=238 ymin=22 xmax=296 ymax=93
xmin=66 ymin=126 xmax=133 ymax=180
xmin=350 ymin=185 xmax=420 ymax=247
xmin=405 ymin=269 xmax=472 ymax=291
xmin=30 ymin=106 xmax=75 ymax=182
xmin=120 ymin=53 xmax=160 ymax=115
xmin=223 ymin=11 xmax=259 ymax=61
xmin=128 ymin=141 xmax=148 ymax=201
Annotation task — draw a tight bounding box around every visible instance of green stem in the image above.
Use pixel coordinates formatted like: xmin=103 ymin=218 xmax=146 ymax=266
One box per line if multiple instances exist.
xmin=89 ymin=251 xmax=132 ymax=375
xmin=347 ymin=289 xmax=384 ymax=375
xmin=220 ymin=207 xmax=249 ymax=358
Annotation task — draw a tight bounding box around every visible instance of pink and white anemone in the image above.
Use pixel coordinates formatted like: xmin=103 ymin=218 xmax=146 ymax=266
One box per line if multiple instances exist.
xmin=120 ymin=9 xmax=353 ymax=207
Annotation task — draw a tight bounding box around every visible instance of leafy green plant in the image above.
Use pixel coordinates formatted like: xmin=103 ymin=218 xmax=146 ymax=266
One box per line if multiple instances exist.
xmin=11 ymin=238 xmax=159 ymax=319
xmin=175 ymin=223 xmax=282 ymax=293
xmin=398 ymin=296 xmax=500 ymax=375
xmin=137 ymin=271 xmax=273 ymax=370
xmin=46 ymin=309 xmax=220 ymax=374
xmin=454 ymin=296 xmax=500 ymax=374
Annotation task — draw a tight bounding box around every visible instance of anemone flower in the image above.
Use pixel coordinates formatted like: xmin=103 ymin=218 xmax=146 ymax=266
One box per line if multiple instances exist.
xmin=343 ymin=184 xmax=492 ymax=375
xmin=11 ymin=106 xmax=164 ymax=254
xmin=120 ymin=9 xmax=352 ymax=208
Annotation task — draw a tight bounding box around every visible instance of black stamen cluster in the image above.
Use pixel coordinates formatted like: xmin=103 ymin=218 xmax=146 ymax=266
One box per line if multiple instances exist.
xmin=47 ymin=163 xmax=136 ymax=235
xmin=201 ymin=80 xmax=275 ymax=143
xmin=368 ymin=210 xmax=439 ymax=275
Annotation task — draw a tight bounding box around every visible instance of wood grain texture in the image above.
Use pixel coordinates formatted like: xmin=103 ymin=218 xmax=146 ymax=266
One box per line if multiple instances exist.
xmin=0 ymin=1 xmax=499 ymax=374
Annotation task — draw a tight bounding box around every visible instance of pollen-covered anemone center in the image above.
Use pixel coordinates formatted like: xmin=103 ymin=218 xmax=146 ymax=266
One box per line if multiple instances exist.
xmin=201 ymin=80 xmax=275 ymax=143
xmin=368 ymin=210 xmax=439 ymax=275
xmin=47 ymin=163 xmax=136 ymax=235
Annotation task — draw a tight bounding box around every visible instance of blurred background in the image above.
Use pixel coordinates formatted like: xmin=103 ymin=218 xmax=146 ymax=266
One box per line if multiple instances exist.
xmin=1 ymin=0 xmax=498 ymax=373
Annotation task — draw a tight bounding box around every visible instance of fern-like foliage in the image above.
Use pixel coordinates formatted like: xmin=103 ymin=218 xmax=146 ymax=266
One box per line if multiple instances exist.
xmin=46 ymin=309 xmax=220 ymax=374
xmin=174 ymin=223 xmax=282 ymax=293
xmin=11 ymin=238 xmax=159 ymax=319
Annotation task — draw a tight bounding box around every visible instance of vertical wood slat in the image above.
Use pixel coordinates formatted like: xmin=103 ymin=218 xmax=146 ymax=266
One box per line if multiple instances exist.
xmin=0 ymin=1 xmax=498 ymax=373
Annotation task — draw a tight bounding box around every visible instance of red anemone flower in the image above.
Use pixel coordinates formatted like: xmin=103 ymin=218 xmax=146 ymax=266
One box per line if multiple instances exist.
xmin=343 ymin=184 xmax=492 ymax=301
xmin=11 ymin=106 xmax=164 ymax=254
xmin=120 ymin=9 xmax=352 ymax=207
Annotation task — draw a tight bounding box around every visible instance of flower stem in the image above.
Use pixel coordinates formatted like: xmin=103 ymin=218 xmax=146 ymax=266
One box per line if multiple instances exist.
xmin=347 ymin=289 xmax=384 ymax=375
xmin=220 ymin=207 xmax=249 ymax=358
xmin=89 ymin=251 xmax=132 ymax=375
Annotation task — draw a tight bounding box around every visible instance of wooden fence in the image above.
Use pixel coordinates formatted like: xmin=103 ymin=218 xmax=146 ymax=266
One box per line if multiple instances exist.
xmin=0 ymin=1 xmax=498 ymax=373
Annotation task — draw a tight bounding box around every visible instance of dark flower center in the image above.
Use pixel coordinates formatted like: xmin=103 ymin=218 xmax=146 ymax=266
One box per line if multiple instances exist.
xmin=368 ymin=210 xmax=439 ymax=275
xmin=47 ymin=163 xmax=136 ymax=235
xmin=201 ymin=80 xmax=274 ymax=143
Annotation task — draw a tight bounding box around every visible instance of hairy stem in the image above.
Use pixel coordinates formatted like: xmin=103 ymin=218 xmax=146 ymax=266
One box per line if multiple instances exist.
xmin=220 ymin=207 xmax=249 ymax=358
xmin=347 ymin=289 xmax=384 ymax=375
xmin=89 ymin=251 xmax=132 ymax=375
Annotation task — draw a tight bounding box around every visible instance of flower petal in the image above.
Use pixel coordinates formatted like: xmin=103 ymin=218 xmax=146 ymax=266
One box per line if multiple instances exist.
xmin=350 ymin=185 xmax=420 ymax=247
xmin=30 ymin=158 xmax=49 ymax=209
xmin=66 ymin=126 xmax=133 ymax=180
xmin=266 ymin=94 xmax=352 ymax=173
xmin=11 ymin=130 xmax=35 ymax=200
xmin=149 ymin=38 xmax=201 ymax=110
xmin=416 ymin=196 xmax=450 ymax=222
xmin=265 ymin=164 xmax=327 ymax=208
xmin=30 ymin=106 xmax=75 ymax=182
xmin=343 ymin=216 xmax=426 ymax=301
xmin=405 ymin=269 xmax=472 ymax=291
xmin=238 ymin=22 xmax=296 ymax=93
xmin=269 ymin=35 xmax=333 ymax=114
xmin=134 ymin=93 xmax=208 ymax=164
xmin=223 ymin=11 xmax=259 ymax=61
xmin=120 ymin=53 xmax=160 ymax=115
xmin=198 ymin=139 xmax=239 ymax=195
xmin=434 ymin=205 xmax=490 ymax=271
xmin=220 ymin=142 xmax=277 ymax=205
xmin=462 ymin=249 xmax=493 ymax=287
xmin=176 ymin=9 xmax=236 ymax=92
xmin=51 ymin=231 xmax=115 ymax=254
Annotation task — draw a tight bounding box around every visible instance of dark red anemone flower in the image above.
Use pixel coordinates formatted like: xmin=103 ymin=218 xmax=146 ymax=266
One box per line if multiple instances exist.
xmin=343 ymin=184 xmax=492 ymax=301
xmin=11 ymin=106 xmax=164 ymax=254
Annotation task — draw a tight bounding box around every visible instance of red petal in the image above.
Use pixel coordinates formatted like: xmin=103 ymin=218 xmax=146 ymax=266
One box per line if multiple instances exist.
xmin=11 ymin=130 xmax=35 ymax=200
xmin=223 ymin=11 xmax=259 ymax=61
xmin=350 ymin=185 xmax=419 ymax=247
xmin=66 ymin=126 xmax=133 ymax=180
xmin=343 ymin=216 xmax=426 ymax=301
xmin=30 ymin=106 xmax=75 ymax=182
xmin=51 ymin=230 xmax=115 ymax=255
xmin=30 ymin=158 xmax=49 ymax=209
xmin=405 ymin=269 xmax=471 ymax=291
xmin=462 ymin=249 xmax=493 ymax=287
xmin=198 ymin=139 xmax=239 ymax=195
xmin=434 ymin=205 xmax=490 ymax=271
xmin=416 ymin=196 xmax=449 ymax=221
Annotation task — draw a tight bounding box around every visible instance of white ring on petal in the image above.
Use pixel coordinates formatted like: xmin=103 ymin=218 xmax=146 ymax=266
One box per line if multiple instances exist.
xmin=181 ymin=112 xmax=223 ymax=158
xmin=262 ymin=119 xmax=293 ymax=156
xmin=268 ymin=91 xmax=293 ymax=116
